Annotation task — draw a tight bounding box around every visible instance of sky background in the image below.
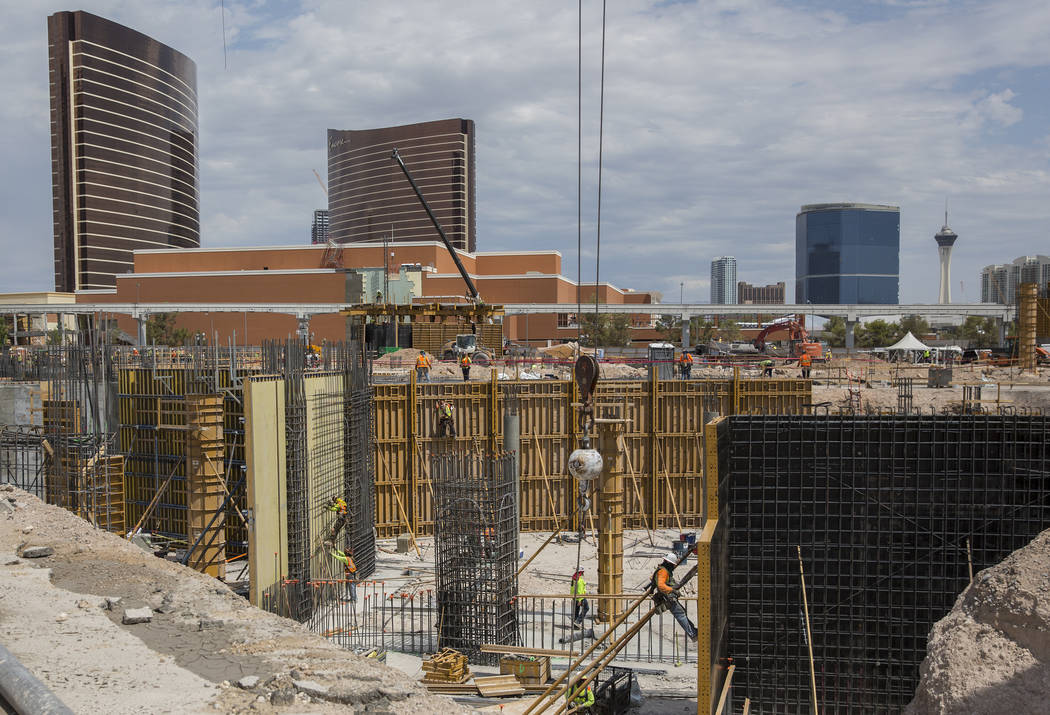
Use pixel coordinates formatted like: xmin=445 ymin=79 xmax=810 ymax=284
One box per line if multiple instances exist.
xmin=2 ymin=0 xmax=1049 ymax=304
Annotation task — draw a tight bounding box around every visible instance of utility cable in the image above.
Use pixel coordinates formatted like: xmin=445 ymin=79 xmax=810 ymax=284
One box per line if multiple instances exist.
xmin=577 ymin=0 xmax=582 ymax=346
xmin=593 ymin=0 xmax=607 ymax=357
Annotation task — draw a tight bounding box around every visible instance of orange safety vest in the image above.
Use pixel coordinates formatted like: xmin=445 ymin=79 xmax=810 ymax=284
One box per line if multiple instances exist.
xmin=680 ymin=353 xmax=693 ymax=364
xmin=461 ymin=355 xmax=472 ymax=367
xmin=800 ymin=354 xmax=812 ymax=367
xmin=437 ymin=403 xmax=453 ymax=419
xmin=416 ymin=354 xmax=430 ymax=368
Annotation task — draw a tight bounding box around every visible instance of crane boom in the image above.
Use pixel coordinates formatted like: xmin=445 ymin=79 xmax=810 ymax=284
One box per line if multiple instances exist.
xmin=391 ymin=148 xmax=480 ymax=303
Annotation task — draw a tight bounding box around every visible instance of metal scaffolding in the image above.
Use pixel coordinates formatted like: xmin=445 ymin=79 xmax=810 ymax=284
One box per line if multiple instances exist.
xmin=432 ymin=451 xmax=518 ymax=664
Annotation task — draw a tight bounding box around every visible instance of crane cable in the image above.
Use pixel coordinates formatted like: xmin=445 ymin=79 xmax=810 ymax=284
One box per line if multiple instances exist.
xmin=593 ymin=0 xmax=607 ymax=358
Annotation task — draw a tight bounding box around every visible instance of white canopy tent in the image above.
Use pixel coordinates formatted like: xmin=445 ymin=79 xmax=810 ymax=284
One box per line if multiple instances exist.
xmin=883 ymin=332 xmax=930 ymax=352
xmin=881 ymin=332 xmax=933 ymax=364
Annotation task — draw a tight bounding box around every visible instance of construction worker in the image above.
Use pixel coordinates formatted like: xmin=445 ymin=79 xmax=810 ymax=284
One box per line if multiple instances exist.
xmin=760 ymin=358 xmax=774 ymax=377
xmin=799 ymin=352 xmax=812 ymax=379
xmin=679 ymin=350 xmax=693 ymax=379
xmin=328 ymin=497 xmax=348 ymax=515
xmin=415 ymin=351 xmax=431 ymax=382
xmin=460 ymin=353 xmax=472 ymax=381
xmin=566 ymin=677 xmax=595 ymax=713
xmin=436 ymin=400 xmax=456 ymax=438
xmin=330 ymin=548 xmax=357 ymax=603
xmin=571 ymin=568 xmax=589 ymax=626
xmin=651 ymin=553 xmax=697 ymax=641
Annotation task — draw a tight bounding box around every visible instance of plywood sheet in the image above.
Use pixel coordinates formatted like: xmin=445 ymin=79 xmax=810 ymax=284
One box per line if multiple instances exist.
xmin=246 ymin=377 xmax=287 ymax=607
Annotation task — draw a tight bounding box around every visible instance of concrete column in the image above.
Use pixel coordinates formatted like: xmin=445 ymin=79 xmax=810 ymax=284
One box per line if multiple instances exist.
xmin=998 ymin=317 xmax=1007 ymax=347
xmin=136 ymin=315 xmax=147 ymax=346
xmin=297 ymin=316 xmax=311 ymax=342
xmin=845 ymin=320 xmax=856 ymax=351
xmin=681 ymin=314 xmax=691 ymax=350
xmin=597 ymin=421 xmax=625 ymax=623
xmin=502 ymin=394 xmax=521 ymax=536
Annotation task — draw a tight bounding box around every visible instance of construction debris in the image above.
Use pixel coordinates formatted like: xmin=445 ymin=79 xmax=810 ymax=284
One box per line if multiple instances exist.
xmin=907 ymin=528 xmax=1050 ymax=714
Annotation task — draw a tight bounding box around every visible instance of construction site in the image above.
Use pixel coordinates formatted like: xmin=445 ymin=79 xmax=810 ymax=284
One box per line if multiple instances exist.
xmin=2 ymin=282 xmax=1050 ymax=714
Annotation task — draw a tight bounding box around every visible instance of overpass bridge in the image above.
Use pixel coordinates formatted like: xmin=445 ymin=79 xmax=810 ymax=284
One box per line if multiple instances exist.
xmin=0 ymin=300 xmax=1014 ymax=349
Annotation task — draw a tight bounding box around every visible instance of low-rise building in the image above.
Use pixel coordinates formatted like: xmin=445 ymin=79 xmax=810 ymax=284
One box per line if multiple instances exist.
xmin=77 ymin=242 xmax=661 ymax=346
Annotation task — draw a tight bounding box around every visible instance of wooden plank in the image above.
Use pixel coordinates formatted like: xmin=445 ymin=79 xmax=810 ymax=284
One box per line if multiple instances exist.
xmin=480 ymin=644 xmax=577 ymax=657
xmin=475 ymin=675 xmax=525 ymax=697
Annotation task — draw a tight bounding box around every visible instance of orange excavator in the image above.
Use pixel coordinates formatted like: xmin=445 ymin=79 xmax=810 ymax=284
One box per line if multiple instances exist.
xmin=753 ymin=320 xmax=823 ymax=360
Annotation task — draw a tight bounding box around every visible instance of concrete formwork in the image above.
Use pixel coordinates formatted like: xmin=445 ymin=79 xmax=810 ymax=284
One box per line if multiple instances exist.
xmin=371 ymin=375 xmax=810 ymax=538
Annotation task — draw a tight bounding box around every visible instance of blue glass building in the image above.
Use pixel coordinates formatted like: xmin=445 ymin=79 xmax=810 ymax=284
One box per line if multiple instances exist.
xmin=795 ymin=203 xmax=900 ymax=304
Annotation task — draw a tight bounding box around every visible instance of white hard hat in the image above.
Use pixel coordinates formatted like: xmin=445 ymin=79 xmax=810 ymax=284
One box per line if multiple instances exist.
xmin=662 ymin=552 xmax=678 ymax=564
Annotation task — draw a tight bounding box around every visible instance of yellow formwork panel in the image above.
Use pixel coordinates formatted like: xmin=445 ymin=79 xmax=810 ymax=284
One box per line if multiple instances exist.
xmin=245 ymin=376 xmax=287 ymax=606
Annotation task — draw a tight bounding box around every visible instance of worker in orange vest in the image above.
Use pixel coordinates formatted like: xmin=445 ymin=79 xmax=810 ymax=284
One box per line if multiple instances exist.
xmin=679 ymin=351 xmax=694 ymax=379
xmin=415 ymin=351 xmax=431 ymax=382
xmin=799 ymin=352 xmax=812 ymax=379
xmin=460 ymin=353 xmax=472 ymax=382
xmin=651 ymin=553 xmax=697 ymax=641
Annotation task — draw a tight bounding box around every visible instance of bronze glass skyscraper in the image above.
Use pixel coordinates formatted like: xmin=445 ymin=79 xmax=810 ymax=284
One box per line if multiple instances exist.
xmin=48 ymin=11 xmax=200 ymax=292
xmin=327 ymin=119 xmax=476 ymax=252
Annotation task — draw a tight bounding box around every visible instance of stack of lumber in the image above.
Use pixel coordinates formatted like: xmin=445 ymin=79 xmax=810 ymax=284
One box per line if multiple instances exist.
xmin=474 ymin=675 xmax=525 ymax=697
xmin=421 ymin=648 xmax=471 ymax=684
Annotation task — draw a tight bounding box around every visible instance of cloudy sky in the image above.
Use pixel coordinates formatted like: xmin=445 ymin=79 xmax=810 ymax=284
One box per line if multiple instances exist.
xmin=2 ymin=0 xmax=1049 ymax=304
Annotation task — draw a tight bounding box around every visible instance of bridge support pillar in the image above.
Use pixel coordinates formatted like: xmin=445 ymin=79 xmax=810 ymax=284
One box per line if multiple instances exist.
xmin=681 ymin=314 xmax=691 ymax=350
xmin=845 ymin=320 xmax=857 ymax=351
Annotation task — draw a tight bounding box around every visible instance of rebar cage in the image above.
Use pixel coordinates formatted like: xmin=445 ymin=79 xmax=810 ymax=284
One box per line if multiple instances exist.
xmin=720 ymin=414 xmax=1050 ymax=714
xmin=432 ymin=451 xmax=519 ymax=664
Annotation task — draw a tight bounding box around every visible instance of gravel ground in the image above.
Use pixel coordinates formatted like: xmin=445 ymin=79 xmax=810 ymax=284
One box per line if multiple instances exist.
xmin=0 ymin=484 xmax=463 ymax=715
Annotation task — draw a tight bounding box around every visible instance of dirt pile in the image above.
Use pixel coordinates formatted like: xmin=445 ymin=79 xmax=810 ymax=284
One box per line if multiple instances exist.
xmin=0 ymin=484 xmax=461 ymax=715
xmin=905 ymin=529 xmax=1050 ymax=714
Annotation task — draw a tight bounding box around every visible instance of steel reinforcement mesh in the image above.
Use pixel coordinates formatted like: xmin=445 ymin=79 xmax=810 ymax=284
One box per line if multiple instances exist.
xmin=432 ymin=452 xmax=518 ymax=664
xmin=343 ymin=342 xmax=376 ymax=579
xmin=721 ymin=415 xmax=1050 ymax=714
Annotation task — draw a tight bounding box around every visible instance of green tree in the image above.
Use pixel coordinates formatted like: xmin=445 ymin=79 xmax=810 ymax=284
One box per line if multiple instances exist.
xmin=145 ymin=313 xmax=190 ymax=346
xmin=0 ymin=318 xmax=8 ymax=347
xmin=959 ymin=316 xmax=998 ymax=348
xmin=898 ymin=314 xmax=930 ymax=339
xmin=579 ymin=312 xmax=632 ymax=348
xmin=822 ymin=317 xmax=846 ymax=347
xmin=858 ymin=319 xmax=899 ymax=348
xmin=715 ymin=319 xmax=741 ymax=341
xmin=46 ymin=329 xmax=63 ymax=345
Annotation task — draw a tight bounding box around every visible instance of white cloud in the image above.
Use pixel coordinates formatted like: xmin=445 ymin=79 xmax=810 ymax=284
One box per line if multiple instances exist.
xmin=1 ymin=0 xmax=1049 ymax=306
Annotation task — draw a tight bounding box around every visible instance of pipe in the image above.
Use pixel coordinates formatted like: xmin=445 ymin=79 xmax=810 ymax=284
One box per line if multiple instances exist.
xmin=0 ymin=642 xmax=75 ymax=715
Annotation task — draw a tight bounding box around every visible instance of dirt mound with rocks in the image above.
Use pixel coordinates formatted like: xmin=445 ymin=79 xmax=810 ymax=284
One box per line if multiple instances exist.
xmin=0 ymin=484 xmax=462 ymax=715
xmin=906 ymin=529 xmax=1050 ymax=714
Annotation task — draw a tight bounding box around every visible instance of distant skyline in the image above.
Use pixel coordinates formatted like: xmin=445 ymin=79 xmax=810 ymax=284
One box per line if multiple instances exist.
xmin=2 ymin=1 xmax=1050 ymax=303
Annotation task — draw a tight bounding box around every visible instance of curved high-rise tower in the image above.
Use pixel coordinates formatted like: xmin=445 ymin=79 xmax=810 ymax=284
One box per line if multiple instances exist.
xmin=327 ymin=119 xmax=476 ymax=252
xmin=48 ymin=11 xmax=200 ymax=292
xmin=935 ymin=214 xmax=958 ymax=304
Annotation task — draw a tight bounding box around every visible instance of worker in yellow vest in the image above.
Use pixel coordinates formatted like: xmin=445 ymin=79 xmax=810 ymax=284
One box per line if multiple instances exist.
xmin=460 ymin=353 xmax=472 ymax=382
xmin=566 ymin=677 xmax=595 ymax=713
xmin=571 ymin=568 xmax=589 ymax=626
xmin=331 ymin=548 xmax=357 ymax=603
xmin=436 ymin=400 xmax=456 ymax=438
